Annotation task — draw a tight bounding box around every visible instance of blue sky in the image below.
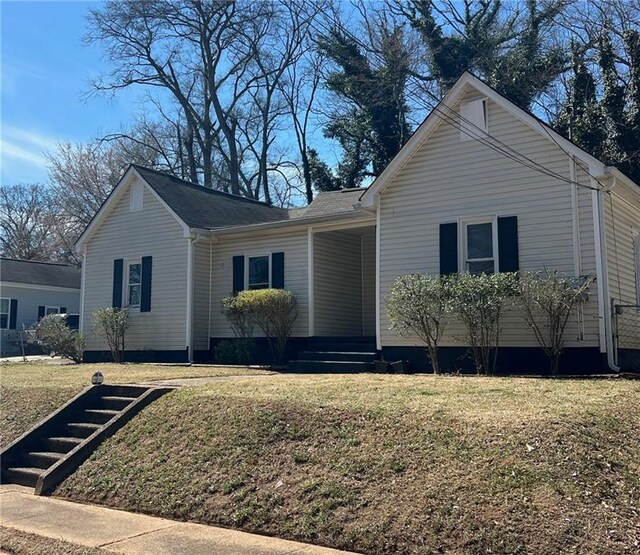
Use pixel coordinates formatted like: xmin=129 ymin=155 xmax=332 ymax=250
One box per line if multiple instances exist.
xmin=1 ymin=0 xmax=140 ymax=185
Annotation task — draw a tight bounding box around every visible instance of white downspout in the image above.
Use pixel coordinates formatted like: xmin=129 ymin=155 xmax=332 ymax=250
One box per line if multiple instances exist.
xmin=591 ymin=177 xmax=620 ymax=372
xmin=308 ymin=227 xmax=314 ymax=337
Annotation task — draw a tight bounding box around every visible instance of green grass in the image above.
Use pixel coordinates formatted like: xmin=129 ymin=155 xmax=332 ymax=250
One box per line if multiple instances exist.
xmin=51 ymin=374 xmax=640 ymax=555
xmin=0 ymin=361 xmax=272 ymax=446
xmin=0 ymin=527 xmax=114 ymax=555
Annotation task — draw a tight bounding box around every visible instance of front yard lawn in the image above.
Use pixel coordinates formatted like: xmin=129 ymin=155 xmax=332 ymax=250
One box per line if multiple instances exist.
xmin=0 ymin=526 xmax=113 ymax=555
xmin=53 ymin=374 xmax=640 ymax=555
xmin=0 ymin=361 xmax=272 ymax=446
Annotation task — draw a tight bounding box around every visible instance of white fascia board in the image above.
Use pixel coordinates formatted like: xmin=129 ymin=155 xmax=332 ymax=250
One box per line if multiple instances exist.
xmin=360 ymin=72 xmax=609 ymax=207
xmin=1 ymin=281 xmax=81 ymax=293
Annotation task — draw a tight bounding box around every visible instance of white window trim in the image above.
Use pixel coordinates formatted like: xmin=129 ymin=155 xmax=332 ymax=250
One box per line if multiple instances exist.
xmin=458 ymin=215 xmax=499 ymax=274
xmin=0 ymin=297 xmax=9 ymax=329
xmin=44 ymin=306 xmax=61 ymax=316
xmin=245 ymin=253 xmax=272 ymax=290
xmin=460 ymin=97 xmax=488 ymax=142
xmin=125 ymin=260 xmax=142 ymax=309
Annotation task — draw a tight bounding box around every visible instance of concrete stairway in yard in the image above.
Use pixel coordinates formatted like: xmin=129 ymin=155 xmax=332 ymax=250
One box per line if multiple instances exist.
xmin=288 ymin=337 xmax=378 ymax=373
xmin=1 ymin=384 xmax=172 ymax=495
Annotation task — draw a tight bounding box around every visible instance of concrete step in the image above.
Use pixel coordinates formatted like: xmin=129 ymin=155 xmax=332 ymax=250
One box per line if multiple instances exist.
xmin=100 ymin=385 xmax=149 ymax=397
xmin=307 ymin=343 xmax=376 ymax=353
xmin=2 ymin=467 xmax=42 ymax=487
xmin=44 ymin=436 xmax=83 ymax=453
xmin=83 ymin=409 xmax=120 ymax=424
xmin=288 ymin=360 xmax=374 ymax=373
xmin=66 ymin=422 xmax=102 ymax=438
xmin=27 ymin=451 xmax=65 ymax=469
xmin=98 ymin=396 xmax=137 ymax=410
xmin=298 ymin=351 xmax=376 ymax=362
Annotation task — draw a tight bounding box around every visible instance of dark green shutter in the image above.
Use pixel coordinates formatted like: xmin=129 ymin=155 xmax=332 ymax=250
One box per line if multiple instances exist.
xmin=271 ymin=252 xmax=285 ymax=289
xmin=439 ymin=223 xmax=458 ymax=275
xmin=141 ymin=256 xmax=153 ymax=312
xmin=38 ymin=306 xmax=45 ymax=321
xmin=498 ymin=216 xmax=519 ymax=272
xmin=60 ymin=307 xmax=67 ymax=314
xmin=112 ymin=259 xmax=124 ymax=308
xmin=9 ymin=299 xmax=17 ymax=329
xmin=232 ymin=256 xmax=245 ymax=294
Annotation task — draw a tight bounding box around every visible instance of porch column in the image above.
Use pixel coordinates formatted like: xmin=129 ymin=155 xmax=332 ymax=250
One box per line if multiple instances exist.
xmin=307 ymin=227 xmax=314 ymax=337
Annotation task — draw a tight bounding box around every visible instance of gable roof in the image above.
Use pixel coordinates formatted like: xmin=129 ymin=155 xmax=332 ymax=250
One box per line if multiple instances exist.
xmin=359 ymin=71 xmax=613 ymax=207
xmin=132 ymin=166 xmax=289 ymax=230
xmin=290 ymin=188 xmax=365 ymax=219
xmin=1 ymin=258 xmax=81 ymax=289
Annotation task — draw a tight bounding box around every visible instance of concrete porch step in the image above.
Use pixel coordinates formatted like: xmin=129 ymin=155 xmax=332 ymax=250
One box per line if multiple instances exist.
xmin=288 ymin=360 xmax=374 ymax=373
xmin=298 ymin=351 xmax=376 ymax=362
xmin=2 ymin=467 xmax=42 ymax=487
xmin=27 ymin=451 xmax=65 ymax=469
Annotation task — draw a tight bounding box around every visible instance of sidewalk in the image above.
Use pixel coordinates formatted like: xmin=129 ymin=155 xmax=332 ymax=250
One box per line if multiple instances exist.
xmin=0 ymin=485 xmax=359 ymax=555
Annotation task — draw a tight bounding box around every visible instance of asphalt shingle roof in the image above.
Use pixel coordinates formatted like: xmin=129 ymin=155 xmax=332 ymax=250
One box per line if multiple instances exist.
xmin=1 ymin=258 xmax=81 ymax=289
xmin=134 ymin=166 xmax=289 ymax=230
xmin=296 ymin=189 xmax=365 ymax=218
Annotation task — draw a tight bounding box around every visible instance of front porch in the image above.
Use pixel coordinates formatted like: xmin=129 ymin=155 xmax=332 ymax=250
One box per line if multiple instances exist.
xmin=309 ymin=224 xmax=376 ymax=338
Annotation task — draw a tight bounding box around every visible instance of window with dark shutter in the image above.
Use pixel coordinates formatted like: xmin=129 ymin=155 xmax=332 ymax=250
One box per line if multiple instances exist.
xmin=112 ymin=259 xmax=124 ymax=308
xmin=440 ymin=223 xmax=458 ymax=275
xmin=271 ymin=252 xmax=285 ymax=289
xmin=232 ymin=256 xmax=245 ymax=294
xmin=498 ymin=216 xmax=519 ymax=273
xmin=140 ymin=256 xmax=153 ymax=312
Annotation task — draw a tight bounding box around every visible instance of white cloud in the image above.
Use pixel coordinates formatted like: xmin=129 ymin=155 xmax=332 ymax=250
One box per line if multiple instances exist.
xmin=1 ymin=126 xmax=60 ymax=184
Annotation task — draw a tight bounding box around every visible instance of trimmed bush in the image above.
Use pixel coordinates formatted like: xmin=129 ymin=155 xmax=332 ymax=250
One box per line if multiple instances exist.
xmin=518 ymin=271 xmax=593 ymax=376
xmin=31 ymin=314 xmax=85 ymax=363
xmin=451 ymin=272 xmax=518 ymax=375
xmin=93 ymin=308 xmax=129 ymax=363
xmin=233 ymin=289 xmax=297 ymax=365
xmin=387 ymin=274 xmax=453 ymax=374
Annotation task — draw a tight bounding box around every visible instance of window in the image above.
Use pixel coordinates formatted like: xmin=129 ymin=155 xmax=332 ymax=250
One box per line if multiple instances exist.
xmin=127 ymin=262 xmax=142 ymax=307
xmin=247 ymin=255 xmax=270 ymax=290
xmin=462 ymin=218 xmax=496 ymax=274
xmin=0 ymin=298 xmax=9 ymax=329
xmin=45 ymin=306 xmax=60 ymax=316
xmin=460 ymin=98 xmax=488 ymax=141
xmin=130 ymin=182 xmax=143 ymax=211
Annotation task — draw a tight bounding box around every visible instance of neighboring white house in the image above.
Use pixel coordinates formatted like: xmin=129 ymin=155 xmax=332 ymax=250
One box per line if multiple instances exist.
xmin=75 ymin=73 xmax=640 ymax=373
xmin=0 ymin=258 xmax=81 ymax=356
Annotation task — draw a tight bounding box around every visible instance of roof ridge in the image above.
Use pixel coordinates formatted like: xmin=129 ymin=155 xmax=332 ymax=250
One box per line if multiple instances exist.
xmin=0 ymin=257 xmax=75 ymax=268
xmin=132 ymin=165 xmax=285 ymax=210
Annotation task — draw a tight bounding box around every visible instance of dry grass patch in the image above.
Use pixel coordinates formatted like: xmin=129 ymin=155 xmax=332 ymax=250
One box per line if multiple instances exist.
xmin=0 ymin=361 xmax=272 ymax=446
xmin=56 ymin=374 xmax=640 ymax=555
xmin=0 ymin=526 xmax=114 ymax=555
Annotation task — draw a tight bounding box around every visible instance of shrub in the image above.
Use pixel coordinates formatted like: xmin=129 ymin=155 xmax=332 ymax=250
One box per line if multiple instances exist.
xmin=221 ymin=295 xmax=255 ymax=340
xmin=518 ymin=271 xmax=593 ymax=376
xmin=93 ymin=307 xmax=129 ymax=363
xmin=31 ymin=314 xmax=84 ymax=363
xmin=451 ymin=272 xmax=518 ymax=375
xmin=214 ymin=338 xmax=256 ymax=365
xmin=387 ymin=274 xmax=453 ymax=374
xmin=234 ymin=289 xmax=297 ymax=365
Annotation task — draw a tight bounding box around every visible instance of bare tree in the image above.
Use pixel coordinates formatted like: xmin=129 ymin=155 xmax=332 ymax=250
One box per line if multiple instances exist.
xmin=0 ymin=184 xmax=60 ymax=261
xmin=86 ymin=0 xmax=323 ymax=203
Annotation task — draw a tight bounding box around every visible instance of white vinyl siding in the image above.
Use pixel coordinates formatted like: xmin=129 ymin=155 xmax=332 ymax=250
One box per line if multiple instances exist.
xmin=314 ymin=232 xmax=363 ymax=336
xmin=192 ymin=241 xmax=212 ymax=351
xmin=460 ymin=98 xmax=487 ymax=141
xmin=604 ymin=182 xmax=640 ymax=306
xmin=0 ymin=285 xmax=80 ymax=331
xmin=209 ymin=229 xmax=309 ymax=338
xmin=362 ymin=233 xmax=376 ymax=336
xmin=378 ymin=87 xmax=601 ymax=349
xmin=82 ymin=176 xmax=188 ymax=351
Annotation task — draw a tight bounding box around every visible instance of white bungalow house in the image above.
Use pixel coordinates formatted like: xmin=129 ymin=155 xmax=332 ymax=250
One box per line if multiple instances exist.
xmin=0 ymin=258 xmax=81 ymax=356
xmin=76 ymin=73 xmax=640 ymax=373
